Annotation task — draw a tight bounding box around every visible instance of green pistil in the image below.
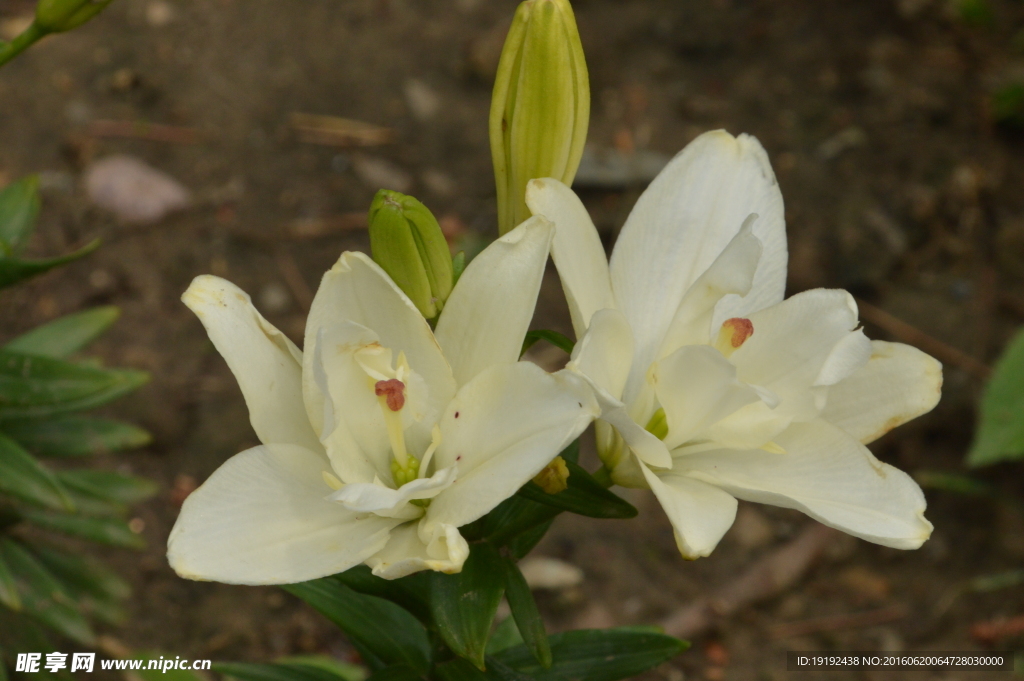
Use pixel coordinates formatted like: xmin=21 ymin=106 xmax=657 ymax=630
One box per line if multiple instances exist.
xmin=390 ymin=456 xmax=421 ymax=488
xmin=645 ymin=408 xmax=668 ymax=440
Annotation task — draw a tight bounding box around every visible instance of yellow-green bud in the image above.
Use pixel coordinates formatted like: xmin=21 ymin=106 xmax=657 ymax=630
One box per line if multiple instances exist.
xmin=36 ymin=0 xmax=115 ymax=33
xmin=490 ymin=0 xmax=590 ymax=235
xmin=368 ymin=190 xmax=454 ymax=320
xmin=532 ymin=456 xmax=570 ymax=494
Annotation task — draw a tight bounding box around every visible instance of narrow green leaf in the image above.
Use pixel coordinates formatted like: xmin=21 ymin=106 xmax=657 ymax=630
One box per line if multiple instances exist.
xmin=0 ymin=176 xmax=40 ymax=256
xmin=363 ymin=666 xmax=422 ymax=681
xmin=505 ymin=518 xmax=554 ymax=561
xmin=0 ymin=544 xmax=22 ymax=610
xmin=477 ymin=494 xmax=559 ymax=549
xmin=968 ymin=329 xmax=1024 ymax=466
xmin=432 ymin=659 xmax=490 ymax=681
xmin=428 ymin=542 xmax=506 ymax=670
xmin=494 ymin=628 xmax=689 ymax=681
xmin=969 ymin=568 xmax=1024 ymax=593
xmin=20 ymin=508 xmax=145 ymax=548
xmin=32 ymin=544 xmax=130 ymax=623
xmin=0 ymin=239 xmax=100 ymax=289
xmin=216 ymin=663 xmax=350 ymax=681
xmin=0 ymin=432 xmax=74 ymax=511
xmin=4 ymin=306 xmax=121 ymax=358
xmin=58 ymin=469 xmax=158 ymax=506
xmin=284 ymin=579 xmax=431 ymax=674
xmin=520 ymin=329 xmax=574 ymax=357
xmin=481 ymin=658 xmax=535 ymax=681
xmin=499 ymin=557 xmax=551 ymax=668
xmin=913 ymin=470 xmax=993 ymax=496
xmin=0 ymin=349 xmax=149 ymax=421
xmin=1 ymin=416 xmax=151 ymax=457
xmin=333 ymin=565 xmax=432 ymax=623
xmin=515 ymin=459 xmax=637 ymax=519
xmin=275 ymin=656 xmax=366 ymax=681
xmin=468 ymin=440 xmax=581 ymax=550
xmin=0 ymin=538 xmax=95 ymax=645
xmin=486 ymin=617 xmax=525 ymax=656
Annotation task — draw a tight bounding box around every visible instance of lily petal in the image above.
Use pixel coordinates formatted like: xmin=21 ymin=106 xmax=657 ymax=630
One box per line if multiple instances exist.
xmin=303 ymin=252 xmax=456 ymax=437
xmin=609 ymin=131 xmax=786 ymax=398
xmin=653 ymin=345 xmax=761 ymax=450
xmin=822 ymin=341 xmax=943 ymax=444
xmin=330 ymin=466 xmax=456 ymax=518
xmin=427 ymin=362 xmax=599 ymax=529
xmin=657 ymin=215 xmax=763 ymax=360
xmin=640 ymin=461 xmax=738 ymax=559
xmin=367 ymin=521 xmax=469 ymax=579
xmin=568 ymin=308 xmax=633 ymax=398
xmin=567 ymin=308 xmax=671 ymax=468
xmin=167 ymin=444 xmax=399 ymax=585
xmin=182 ymin=276 xmax=322 ymax=454
xmin=729 ymin=289 xmax=871 ymax=420
xmin=434 ymin=216 xmax=555 ymax=387
xmin=526 ymin=178 xmax=616 ymax=336
xmin=681 ymin=419 xmax=933 ymax=549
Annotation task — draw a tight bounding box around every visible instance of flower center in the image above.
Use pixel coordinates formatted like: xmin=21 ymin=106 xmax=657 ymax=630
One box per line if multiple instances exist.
xmin=374 ymin=377 xmax=412 ymax=469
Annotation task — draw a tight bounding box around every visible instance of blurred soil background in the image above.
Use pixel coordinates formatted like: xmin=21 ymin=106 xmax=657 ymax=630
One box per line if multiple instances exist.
xmin=2 ymin=0 xmax=1024 ymax=679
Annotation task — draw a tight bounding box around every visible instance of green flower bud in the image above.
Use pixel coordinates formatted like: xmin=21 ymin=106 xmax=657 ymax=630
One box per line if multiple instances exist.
xmin=368 ymin=190 xmax=454 ymax=320
xmin=490 ymin=0 xmax=590 ymax=235
xmin=36 ymin=0 xmax=115 ymax=33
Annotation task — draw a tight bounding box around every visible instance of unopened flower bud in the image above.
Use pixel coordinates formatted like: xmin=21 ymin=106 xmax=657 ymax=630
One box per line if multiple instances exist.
xmin=36 ymin=0 xmax=115 ymax=33
xmin=368 ymin=189 xmax=454 ymax=320
xmin=490 ymin=0 xmax=590 ymax=235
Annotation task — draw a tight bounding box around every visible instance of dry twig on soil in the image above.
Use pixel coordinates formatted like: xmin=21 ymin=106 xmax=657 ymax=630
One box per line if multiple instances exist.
xmin=660 ymin=523 xmax=839 ymax=639
xmin=855 ymin=298 xmax=991 ymax=380
xmin=769 ymin=604 xmax=908 ymax=640
xmin=290 ymin=113 xmax=396 ymax=147
xmin=88 ymin=120 xmax=201 ymax=144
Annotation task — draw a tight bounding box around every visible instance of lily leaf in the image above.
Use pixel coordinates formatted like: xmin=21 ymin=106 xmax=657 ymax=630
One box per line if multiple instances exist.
xmin=967 ymin=328 xmax=1024 ymax=466
xmin=284 ymin=579 xmax=431 ymax=674
xmin=0 ymin=545 xmax=21 ymax=610
xmin=0 ymin=350 xmax=148 ymax=421
xmin=33 ymin=545 xmax=130 ymax=626
xmin=499 ymin=556 xmax=551 ymax=668
xmin=1 ymin=416 xmax=151 ymax=458
xmin=275 ymin=656 xmax=366 ymax=681
xmin=486 ymin=617 xmax=525 ymax=656
xmin=0 ymin=538 xmax=95 ymax=645
xmin=493 ymin=627 xmax=689 ymax=681
xmin=4 ymin=306 xmax=120 ymax=358
xmin=428 ymin=542 xmax=506 ymax=671
xmin=363 ymin=666 xmax=423 ymax=681
xmin=20 ymin=508 xmax=145 ymax=548
xmin=0 ymin=432 xmax=74 ymax=511
xmin=0 ymin=175 xmax=40 ymax=256
xmin=57 ymin=469 xmax=159 ymax=506
xmin=0 ymin=239 xmax=100 ymax=289
xmin=217 ymin=662 xmax=362 ymax=681
xmin=332 ymin=565 xmax=432 ymax=623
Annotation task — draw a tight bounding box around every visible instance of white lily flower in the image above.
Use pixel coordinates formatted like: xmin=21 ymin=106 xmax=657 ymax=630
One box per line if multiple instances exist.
xmin=167 ymin=217 xmax=599 ymax=584
xmin=525 ymin=130 xmax=941 ymax=559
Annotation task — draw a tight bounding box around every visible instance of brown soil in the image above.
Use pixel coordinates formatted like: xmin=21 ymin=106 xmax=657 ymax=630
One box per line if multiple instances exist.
xmin=2 ymin=0 xmax=1024 ymax=679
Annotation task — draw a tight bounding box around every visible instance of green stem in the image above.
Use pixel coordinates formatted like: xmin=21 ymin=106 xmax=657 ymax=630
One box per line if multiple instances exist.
xmin=0 ymin=22 xmax=49 ymax=69
xmin=592 ymin=465 xmax=613 ymax=489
